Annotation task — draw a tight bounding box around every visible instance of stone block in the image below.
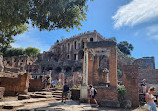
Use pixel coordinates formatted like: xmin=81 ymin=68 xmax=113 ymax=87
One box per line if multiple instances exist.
xmin=0 ymin=87 xmax=5 ymax=100
xmin=71 ymin=89 xmax=80 ymax=100
xmin=18 ymin=94 xmax=31 ymax=100
xmin=121 ymin=100 xmax=132 ymax=109
xmin=100 ymin=99 xmax=120 ymax=108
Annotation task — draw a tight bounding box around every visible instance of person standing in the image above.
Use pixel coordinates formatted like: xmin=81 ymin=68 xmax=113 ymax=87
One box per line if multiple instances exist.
xmin=88 ymin=84 xmax=99 ymax=107
xmin=141 ymin=79 xmax=147 ymax=93
xmin=62 ymin=82 xmax=69 ymax=103
xmin=145 ymin=86 xmax=157 ymax=111
xmin=46 ymin=74 xmax=51 ymax=90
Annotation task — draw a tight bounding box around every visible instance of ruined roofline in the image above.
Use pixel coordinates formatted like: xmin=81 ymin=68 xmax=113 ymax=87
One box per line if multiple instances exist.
xmin=53 ymin=30 xmax=106 ymax=45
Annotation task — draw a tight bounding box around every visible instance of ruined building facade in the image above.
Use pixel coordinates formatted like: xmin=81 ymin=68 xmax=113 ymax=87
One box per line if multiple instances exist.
xmin=0 ymin=30 xmax=157 ymax=84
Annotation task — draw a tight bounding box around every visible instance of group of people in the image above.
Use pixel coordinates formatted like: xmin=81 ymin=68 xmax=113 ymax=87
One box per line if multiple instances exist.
xmin=45 ymin=77 xmax=157 ymax=110
xmin=61 ymin=83 xmax=99 ymax=107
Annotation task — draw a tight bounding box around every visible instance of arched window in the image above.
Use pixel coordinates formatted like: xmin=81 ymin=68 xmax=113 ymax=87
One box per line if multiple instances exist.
xmin=90 ymin=38 xmax=93 ymax=42
xmin=74 ymin=41 xmax=77 ymax=49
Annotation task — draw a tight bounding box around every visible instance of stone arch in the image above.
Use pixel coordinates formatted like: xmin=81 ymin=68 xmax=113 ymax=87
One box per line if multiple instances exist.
xmin=65 ymin=66 xmax=72 ymax=73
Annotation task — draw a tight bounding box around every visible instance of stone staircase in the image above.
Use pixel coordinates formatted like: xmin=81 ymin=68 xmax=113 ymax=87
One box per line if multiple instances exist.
xmin=0 ymin=88 xmax=71 ymax=110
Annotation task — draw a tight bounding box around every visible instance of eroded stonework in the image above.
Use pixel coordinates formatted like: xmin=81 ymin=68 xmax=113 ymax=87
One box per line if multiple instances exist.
xmin=1 ymin=30 xmax=157 ymax=84
xmin=0 ymin=56 xmax=4 ymax=72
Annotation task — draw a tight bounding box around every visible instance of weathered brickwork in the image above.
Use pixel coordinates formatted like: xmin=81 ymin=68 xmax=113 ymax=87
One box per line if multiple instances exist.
xmin=87 ymin=41 xmax=117 ymax=87
xmin=117 ymin=49 xmax=135 ymax=70
xmin=0 ymin=73 xmax=30 ymax=96
xmin=95 ymin=86 xmax=118 ymax=103
xmin=138 ymin=69 xmax=158 ymax=84
xmin=133 ymin=57 xmax=155 ymax=69
xmin=0 ymin=56 xmax=4 ymax=72
xmin=0 ymin=87 xmax=5 ymax=100
xmin=122 ymin=65 xmax=139 ymax=107
xmin=29 ymin=79 xmax=42 ymax=92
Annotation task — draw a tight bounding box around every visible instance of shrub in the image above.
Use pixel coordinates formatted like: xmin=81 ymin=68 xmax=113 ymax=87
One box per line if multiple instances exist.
xmin=117 ymin=85 xmax=127 ymax=103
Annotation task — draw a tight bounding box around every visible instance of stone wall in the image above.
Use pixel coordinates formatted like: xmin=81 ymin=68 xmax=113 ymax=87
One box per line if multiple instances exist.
xmin=0 ymin=87 xmax=5 ymax=100
xmin=0 ymin=56 xmax=4 ymax=72
xmin=0 ymin=73 xmax=30 ymax=96
xmin=133 ymin=57 xmax=155 ymax=69
xmin=122 ymin=65 xmax=139 ymax=107
xmin=117 ymin=49 xmax=134 ymax=70
xmin=138 ymin=69 xmax=158 ymax=84
xmin=29 ymin=79 xmax=42 ymax=92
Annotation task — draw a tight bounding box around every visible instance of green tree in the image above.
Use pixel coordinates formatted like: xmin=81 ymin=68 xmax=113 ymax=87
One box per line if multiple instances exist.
xmin=3 ymin=47 xmax=25 ymax=57
xmin=25 ymin=47 xmax=40 ymax=56
xmin=0 ymin=0 xmax=92 ymax=46
xmin=117 ymin=41 xmax=134 ymax=55
xmin=107 ymin=37 xmax=117 ymax=42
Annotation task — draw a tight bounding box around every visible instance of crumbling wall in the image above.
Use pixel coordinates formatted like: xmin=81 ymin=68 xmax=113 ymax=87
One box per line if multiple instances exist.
xmin=0 ymin=56 xmax=4 ymax=72
xmin=0 ymin=73 xmax=30 ymax=96
xmin=29 ymin=79 xmax=42 ymax=92
xmin=122 ymin=65 xmax=139 ymax=107
xmin=0 ymin=87 xmax=5 ymax=100
xmin=138 ymin=69 xmax=158 ymax=84
xmin=95 ymin=86 xmax=118 ymax=103
xmin=133 ymin=57 xmax=155 ymax=69
xmin=117 ymin=49 xmax=134 ymax=70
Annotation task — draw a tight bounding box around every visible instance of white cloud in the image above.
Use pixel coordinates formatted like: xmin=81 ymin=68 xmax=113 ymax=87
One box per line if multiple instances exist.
xmin=145 ymin=25 xmax=158 ymax=40
xmin=113 ymin=0 xmax=158 ymax=28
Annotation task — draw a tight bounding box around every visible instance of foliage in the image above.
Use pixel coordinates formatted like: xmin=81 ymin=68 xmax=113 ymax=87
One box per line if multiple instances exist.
xmin=57 ymin=40 xmax=59 ymax=43
xmin=72 ymin=84 xmax=81 ymax=89
xmin=117 ymin=41 xmax=134 ymax=55
xmin=107 ymin=37 xmax=117 ymax=42
xmin=25 ymin=47 xmax=40 ymax=56
xmin=0 ymin=46 xmax=40 ymax=57
xmin=117 ymin=85 xmax=127 ymax=103
xmin=0 ymin=52 xmax=3 ymax=55
xmin=55 ymin=85 xmax=63 ymax=89
xmin=0 ymin=0 xmax=92 ymax=46
xmin=126 ymin=55 xmax=136 ymax=60
xmin=3 ymin=47 xmax=25 ymax=57
xmin=117 ymin=69 xmax=122 ymax=77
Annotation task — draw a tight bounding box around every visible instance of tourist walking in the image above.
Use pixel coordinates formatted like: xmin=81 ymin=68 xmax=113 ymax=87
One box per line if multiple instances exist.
xmin=46 ymin=74 xmax=51 ymax=90
xmin=62 ymin=82 xmax=69 ymax=103
xmin=88 ymin=84 xmax=99 ymax=107
xmin=141 ymin=79 xmax=147 ymax=93
xmin=145 ymin=86 xmax=157 ymax=111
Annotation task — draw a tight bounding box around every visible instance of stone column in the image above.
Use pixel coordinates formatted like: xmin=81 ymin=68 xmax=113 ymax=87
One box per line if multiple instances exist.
xmin=80 ymin=38 xmax=88 ymax=102
xmin=109 ymin=46 xmax=117 ymax=87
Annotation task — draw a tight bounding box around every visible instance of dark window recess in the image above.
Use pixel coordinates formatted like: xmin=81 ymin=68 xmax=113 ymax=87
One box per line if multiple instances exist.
xmin=74 ymin=41 xmax=77 ymax=49
xmin=74 ymin=54 xmax=76 ymax=60
xmin=67 ymin=55 xmax=69 ymax=59
xmin=90 ymin=38 xmax=93 ymax=42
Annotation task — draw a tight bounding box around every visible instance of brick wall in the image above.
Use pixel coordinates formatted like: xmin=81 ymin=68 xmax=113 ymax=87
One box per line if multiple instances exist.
xmin=0 ymin=73 xmax=30 ymax=96
xmin=94 ymin=86 xmax=118 ymax=103
xmin=0 ymin=87 xmax=5 ymax=100
xmin=0 ymin=56 xmax=4 ymax=72
xmin=138 ymin=69 xmax=158 ymax=84
xmin=29 ymin=79 xmax=42 ymax=92
xmin=117 ymin=49 xmax=134 ymax=70
xmin=122 ymin=65 xmax=139 ymax=107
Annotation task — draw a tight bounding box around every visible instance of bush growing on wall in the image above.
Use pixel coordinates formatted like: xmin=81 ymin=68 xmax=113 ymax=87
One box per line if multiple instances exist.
xmin=117 ymin=85 xmax=127 ymax=103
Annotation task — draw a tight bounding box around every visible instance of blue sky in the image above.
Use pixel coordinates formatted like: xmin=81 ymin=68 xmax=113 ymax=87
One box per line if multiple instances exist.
xmin=11 ymin=0 xmax=158 ymax=68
